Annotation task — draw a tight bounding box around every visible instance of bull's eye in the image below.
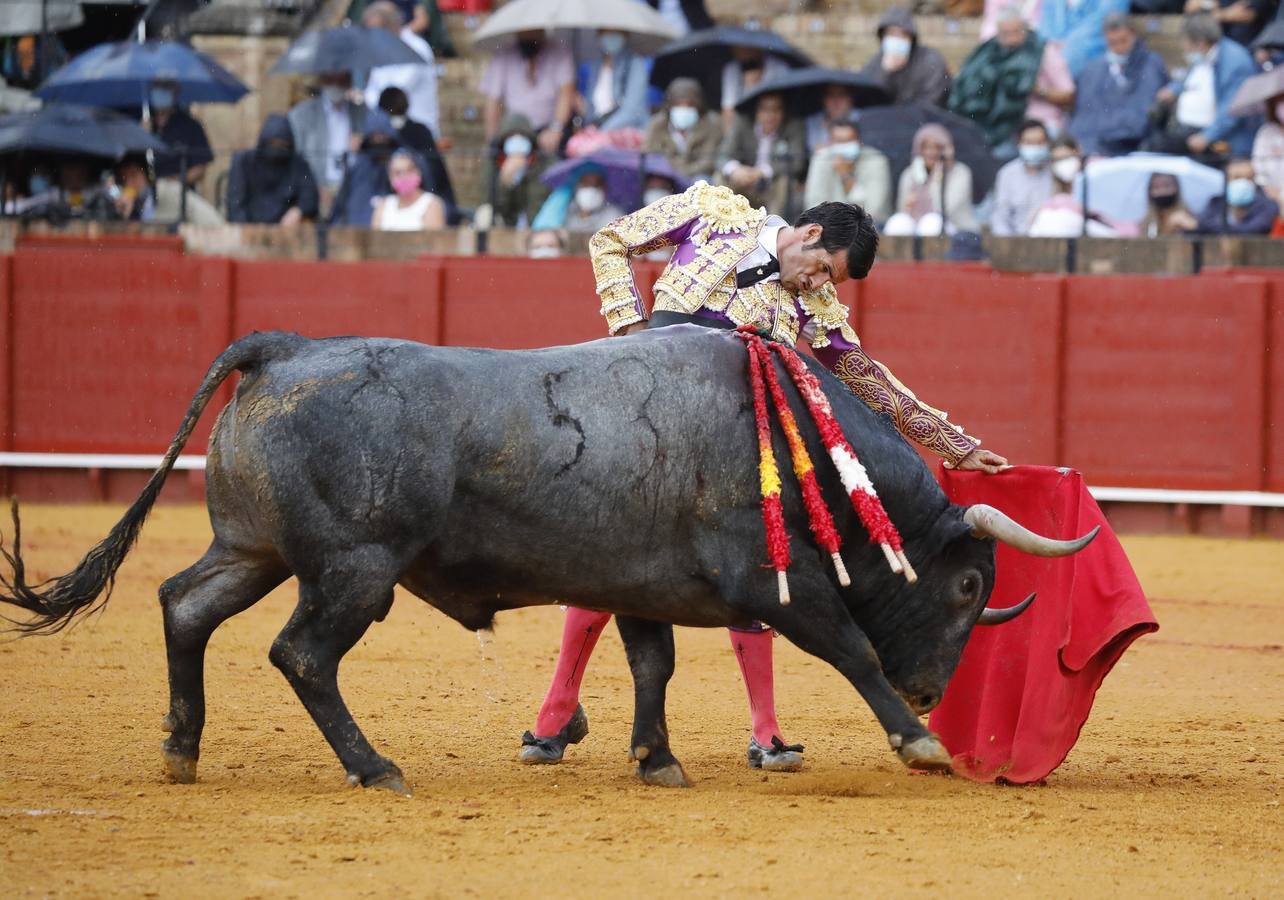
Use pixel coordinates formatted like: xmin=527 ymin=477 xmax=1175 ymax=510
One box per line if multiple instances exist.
xmin=961 ymin=575 xmax=978 ymax=595
xmin=954 ymin=570 xmax=982 ymax=605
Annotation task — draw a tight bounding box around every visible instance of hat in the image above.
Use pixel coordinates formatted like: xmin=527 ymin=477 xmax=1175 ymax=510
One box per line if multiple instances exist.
xmin=944 ymin=231 xmax=986 ymax=261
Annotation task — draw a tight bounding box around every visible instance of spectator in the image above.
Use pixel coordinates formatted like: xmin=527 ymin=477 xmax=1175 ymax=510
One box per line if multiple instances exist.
xmin=804 ymin=84 xmax=863 ymax=154
xmin=580 ymin=30 xmax=651 ymax=132
xmin=480 ymin=30 xmax=576 ymax=157
xmin=108 ymin=157 xmax=156 ymax=223
xmin=362 ymin=1 xmax=439 ymax=138
xmin=148 ymin=81 xmax=214 ymax=188
xmin=991 ymin=119 xmax=1055 ymax=235
xmin=288 ymin=72 xmax=369 ymax=202
xmin=1039 ymin=0 xmax=1130 ymax=78
xmin=950 ymin=9 xmax=1073 ymax=153
xmin=527 ymin=228 xmax=567 ymax=258
xmin=717 ymin=91 xmax=808 ymax=215
xmin=378 ymin=86 xmax=458 ymax=222
xmin=1027 ymin=136 xmax=1132 ymax=235
xmin=1147 ymin=14 xmax=1259 ymax=159
xmin=226 ymin=114 xmax=319 ymax=226
xmin=329 ymin=112 xmax=401 ymax=226
xmin=372 ymin=149 xmax=446 ymax=231
xmin=487 ymin=113 xmax=554 ymax=227
xmin=802 ymin=121 xmax=893 ymax=222
xmin=884 ymin=123 xmax=979 ymax=235
xmin=1069 ymin=13 xmax=1169 ymax=157
xmin=1183 ymin=0 xmax=1275 ymax=48
xmin=565 ymin=170 xmax=624 ymax=231
xmin=644 ymin=0 xmax=714 ymax=35
xmin=642 ymin=173 xmax=680 ymax=206
xmin=641 ymin=78 xmax=722 ymax=181
xmin=720 ymin=46 xmax=791 ymax=129
xmin=858 ymin=7 xmax=952 ymax=109
xmin=1251 ymin=89 xmax=1284 ymax=201
xmin=1195 ymin=157 xmax=1280 ymax=232
xmin=1138 ymin=172 xmax=1200 ymax=235
xmin=2 ymin=34 xmax=66 ymax=90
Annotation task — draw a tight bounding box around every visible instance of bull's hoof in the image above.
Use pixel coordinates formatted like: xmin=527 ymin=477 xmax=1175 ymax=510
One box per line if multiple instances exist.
xmin=897 ymin=736 xmax=952 ymax=772
xmin=161 ymin=747 xmax=197 ymax=784
xmin=747 ymin=736 xmax=805 ymax=772
xmin=160 ymin=713 xmax=176 ymax=733
xmin=519 ymin=705 xmax=589 ymax=765
xmin=637 ymin=761 xmax=690 ymax=788
xmin=364 ymin=772 xmax=414 ymax=797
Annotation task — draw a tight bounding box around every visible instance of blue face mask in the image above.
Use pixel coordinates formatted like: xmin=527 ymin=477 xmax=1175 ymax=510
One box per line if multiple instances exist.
xmin=1018 ymin=143 xmax=1049 ymax=167
xmin=1226 ymin=178 xmax=1256 ymax=208
xmin=1104 ymin=50 xmax=1126 ymax=66
xmin=881 ymin=35 xmax=912 ymax=58
xmin=503 ymin=134 xmax=533 ymax=158
xmin=29 ymin=174 xmax=50 ymax=194
xmin=150 ymin=87 xmax=175 ymax=110
xmin=599 ymin=33 xmax=626 ymax=56
xmin=669 ymin=105 xmax=699 ymax=131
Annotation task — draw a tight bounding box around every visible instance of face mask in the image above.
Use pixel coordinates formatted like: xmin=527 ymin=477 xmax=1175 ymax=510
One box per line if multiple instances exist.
xmin=1184 ymin=50 xmax=1206 ymax=68
xmin=390 ymin=115 xmax=407 ymax=130
xmin=392 ymin=171 xmax=421 ymax=196
xmin=260 ymin=144 xmax=293 ymax=164
xmin=149 ymin=88 xmax=175 ymax=110
xmin=669 ymin=105 xmax=699 ymax=130
xmin=29 ymin=174 xmax=50 ymax=194
xmin=503 ymin=134 xmax=533 ymax=157
xmin=321 ymin=85 xmax=346 ymax=105
xmin=1104 ymin=50 xmax=1126 ymax=66
xmin=1051 ymin=156 xmax=1080 ymax=183
xmin=1150 ymin=193 xmax=1177 ymax=209
xmin=368 ymin=143 xmax=393 ymax=164
xmin=530 ymin=246 xmax=560 ymax=259
xmin=518 ymin=39 xmax=542 ymax=59
xmin=1226 ymin=178 xmax=1256 ymax=208
xmin=881 ymin=35 xmax=912 ymax=58
xmin=600 ymin=33 xmax=626 ymax=56
xmin=643 ymin=188 xmax=670 ymax=205
xmin=1018 ymin=143 xmax=1049 ymax=167
xmin=575 ymin=186 xmax=605 ymax=213
xmin=829 ymin=141 xmax=861 ymax=160
xmin=740 ymin=58 xmax=764 ymax=73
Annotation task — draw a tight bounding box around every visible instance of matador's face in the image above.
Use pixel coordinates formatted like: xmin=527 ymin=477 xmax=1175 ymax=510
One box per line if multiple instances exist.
xmin=778 ymin=224 xmax=850 ymax=295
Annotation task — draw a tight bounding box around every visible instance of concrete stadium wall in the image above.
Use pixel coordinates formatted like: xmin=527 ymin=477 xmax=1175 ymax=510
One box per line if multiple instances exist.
xmin=0 ymin=238 xmax=1279 ymax=534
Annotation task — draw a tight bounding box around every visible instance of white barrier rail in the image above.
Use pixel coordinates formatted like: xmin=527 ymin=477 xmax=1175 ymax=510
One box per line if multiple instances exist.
xmin=1 ymin=452 xmax=1282 ymax=508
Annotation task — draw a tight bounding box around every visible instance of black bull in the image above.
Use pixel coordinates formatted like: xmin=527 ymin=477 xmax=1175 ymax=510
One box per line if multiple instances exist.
xmin=0 ymin=327 xmax=1095 ymax=793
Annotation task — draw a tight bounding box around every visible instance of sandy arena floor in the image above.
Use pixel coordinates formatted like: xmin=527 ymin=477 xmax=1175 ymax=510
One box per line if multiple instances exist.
xmin=0 ymin=505 xmax=1280 ymax=897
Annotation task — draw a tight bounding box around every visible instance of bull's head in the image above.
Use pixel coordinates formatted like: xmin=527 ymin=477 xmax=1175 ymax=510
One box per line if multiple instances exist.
xmin=856 ymin=505 xmax=1098 ymax=716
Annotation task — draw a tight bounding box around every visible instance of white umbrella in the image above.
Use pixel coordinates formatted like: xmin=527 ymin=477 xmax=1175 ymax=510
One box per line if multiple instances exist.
xmin=470 ymin=0 xmax=681 ymax=56
xmin=1075 ymin=154 xmax=1225 ymax=223
xmin=0 ymin=1 xmax=84 ymax=37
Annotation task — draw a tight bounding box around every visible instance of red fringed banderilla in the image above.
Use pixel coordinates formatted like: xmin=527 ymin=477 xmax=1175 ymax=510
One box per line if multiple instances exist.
xmin=735 ymin=326 xmax=917 ymax=606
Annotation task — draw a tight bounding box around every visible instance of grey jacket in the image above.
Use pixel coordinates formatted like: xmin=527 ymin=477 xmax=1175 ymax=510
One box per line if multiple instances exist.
xmin=287 ymin=96 xmax=369 ymax=191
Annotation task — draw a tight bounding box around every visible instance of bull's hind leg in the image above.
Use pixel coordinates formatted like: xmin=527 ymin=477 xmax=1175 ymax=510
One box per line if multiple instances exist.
xmin=159 ymin=543 xmax=289 ymax=783
xmin=269 ymin=558 xmax=409 ymax=795
xmin=615 ymin=615 xmax=689 ymax=788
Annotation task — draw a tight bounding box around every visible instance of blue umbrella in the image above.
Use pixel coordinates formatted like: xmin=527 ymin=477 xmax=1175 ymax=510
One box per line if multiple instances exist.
xmin=35 ymin=40 xmax=249 ymax=108
xmin=270 ymin=26 xmax=426 ymax=75
xmin=0 ymin=103 xmax=167 ymax=159
xmin=540 ymin=148 xmax=694 ymax=209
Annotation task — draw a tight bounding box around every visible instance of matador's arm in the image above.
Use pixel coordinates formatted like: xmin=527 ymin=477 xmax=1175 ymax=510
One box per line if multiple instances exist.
xmin=799 ymin=286 xmax=982 ymax=466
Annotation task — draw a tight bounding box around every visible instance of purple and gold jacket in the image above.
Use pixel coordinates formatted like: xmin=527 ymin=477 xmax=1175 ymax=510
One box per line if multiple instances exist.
xmin=589 ymin=182 xmax=981 ymax=464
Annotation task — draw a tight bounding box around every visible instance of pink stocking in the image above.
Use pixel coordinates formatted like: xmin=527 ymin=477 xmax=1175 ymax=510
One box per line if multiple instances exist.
xmin=533 ymin=607 xmax=612 ymax=736
xmin=729 ymin=627 xmax=784 ymax=745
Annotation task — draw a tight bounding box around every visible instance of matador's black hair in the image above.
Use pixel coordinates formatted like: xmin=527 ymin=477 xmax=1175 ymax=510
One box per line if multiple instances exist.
xmin=794 ymin=201 xmax=880 ymax=280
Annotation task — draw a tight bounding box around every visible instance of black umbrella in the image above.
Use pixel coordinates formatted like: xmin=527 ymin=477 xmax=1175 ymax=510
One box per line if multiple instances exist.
xmin=855 ymin=103 xmax=999 ymax=204
xmin=735 ymin=67 xmax=891 ymax=116
xmin=649 ymin=26 xmax=813 ymax=109
xmin=0 ymin=103 xmax=167 ymax=158
xmin=270 ymin=26 xmax=425 ymax=75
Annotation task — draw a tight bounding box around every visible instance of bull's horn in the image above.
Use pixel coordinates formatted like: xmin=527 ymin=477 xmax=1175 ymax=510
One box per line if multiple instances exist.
xmin=977 ymin=592 xmax=1036 ymax=626
xmin=963 ymin=505 xmax=1100 ymax=557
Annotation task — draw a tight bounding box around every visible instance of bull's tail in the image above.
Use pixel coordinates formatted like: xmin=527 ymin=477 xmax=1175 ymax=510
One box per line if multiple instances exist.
xmin=0 ymin=331 xmax=305 ymax=635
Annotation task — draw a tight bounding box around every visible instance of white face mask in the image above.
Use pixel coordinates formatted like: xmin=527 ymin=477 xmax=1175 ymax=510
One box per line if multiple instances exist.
xmin=390 ymin=115 xmax=407 ymax=130
xmin=321 ymin=85 xmax=346 ymax=105
xmin=829 ymin=141 xmax=861 ymax=160
xmin=575 ymin=186 xmax=606 ymax=213
xmin=882 ymin=35 xmax=912 ymax=58
xmin=1051 ymin=156 xmax=1081 ymax=183
xmin=643 ymin=188 xmax=670 ymax=205
xmin=530 ymin=246 xmax=560 ymax=259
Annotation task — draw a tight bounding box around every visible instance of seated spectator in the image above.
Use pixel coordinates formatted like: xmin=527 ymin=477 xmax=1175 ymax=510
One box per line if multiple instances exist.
xmin=226 ymin=115 xmax=318 ymax=226
xmin=950 ymin=8 xmax=1074 ymax=153
xmin=580 ymin=30 xmax=651 ymax=132
xmin=720 ymin=46 xmax=790 ymax=130
xmin=858 ymin=7 xmax=952 ymax=109
xmin=803 ymin=121 xmax=893 ymax=222
xmin=1138 ymin=172 xmax=1200 ymax=235
xmin=1069 ymin=13 xmax=1169 ymax=157
xmin=362 ymin=1 xmax=439 ymax=138
xmin=1146 ymin=14 xmax=1259 ymax=160
xmin=804 ymin=84 xmax=863 ymax=155
xmin=372 ymin=149 xmax=446 ymax=231
xmin=1039 ymin=0 xmax=1130 ymax=79
xmin=1183 ymin=0 xmax=1274 ymax=48
xmin=717 ymin=91 xmax=808 ymax=215
xmin=486 ymin=113 xmax=554 ymax=227
xmin=1027 ymin=136 xmax=1134 ymax=235
xmin=56 ymin=159 xmax=110 ymax=219
xmin=642 ymin=173 xmax=680 ymax=207
xmin=531 ymin=166 xmax=624 ymax=232
xmin=641 ymin=78 xmax=722 ymax=181
xmin=991 ymin=119 xmax=1055 ymax=235
xmin=329 ymin=112 xmax=401 ymax=226
xmin=288 ymin=71 xmax=369 ymax=204
xmin=1251 ymin=89 xmax=1284 ymax=201
xmin=148 ymin=81 xmax=214 ymax=188
xmin=527 ymin=228 xmax=567 ymax=258
xmin=1195 ymin=157 xmax=1280 ymax=232
xmin=106 ymin=157 xmax=156 ymax=223
xmin=481 ymin=30 xmax=576 ymax=157
xmin=378 ymin=86 xmax=458 ymax=223
xmin=884 ymin=123 xmax=979 ymax=235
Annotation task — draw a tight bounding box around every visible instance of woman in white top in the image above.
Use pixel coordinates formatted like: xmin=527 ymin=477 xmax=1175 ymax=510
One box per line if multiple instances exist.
xmin=372 ymin=150 xmax=445 ymax=231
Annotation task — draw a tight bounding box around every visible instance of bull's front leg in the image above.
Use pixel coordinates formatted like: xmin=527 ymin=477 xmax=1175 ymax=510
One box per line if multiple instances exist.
xmin=614 ymin=615 xmax=690 ymax=787
xmin=768 ymin=605 xmax=952 ymax=772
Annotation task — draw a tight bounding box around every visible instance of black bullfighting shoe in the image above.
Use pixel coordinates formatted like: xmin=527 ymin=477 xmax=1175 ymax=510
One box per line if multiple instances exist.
xmin=748 ymin=736 xmax=805 ymax=772
xmin=518 ymin=705 xmax=590 ymax=764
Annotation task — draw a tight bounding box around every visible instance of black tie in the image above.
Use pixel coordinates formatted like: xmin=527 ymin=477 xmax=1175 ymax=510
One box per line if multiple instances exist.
xmin=736 ymin=254 xmax=780 ymax=290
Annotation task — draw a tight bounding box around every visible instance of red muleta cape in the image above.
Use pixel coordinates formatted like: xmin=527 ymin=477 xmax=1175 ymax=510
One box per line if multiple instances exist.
xmin=927 ymin=465 xmax=1158 ymax=784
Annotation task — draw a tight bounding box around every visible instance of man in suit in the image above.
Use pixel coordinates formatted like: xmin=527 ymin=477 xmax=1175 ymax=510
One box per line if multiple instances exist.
xmin=287 ymin=72 xmax=369 ymax=210
xmin=717 ymin=91 xmax=808 ymax=219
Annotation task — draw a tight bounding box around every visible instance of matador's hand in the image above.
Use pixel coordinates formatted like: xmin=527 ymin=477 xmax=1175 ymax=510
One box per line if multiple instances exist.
xmin=949 ymin=448 xmax=1009 ymax=474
